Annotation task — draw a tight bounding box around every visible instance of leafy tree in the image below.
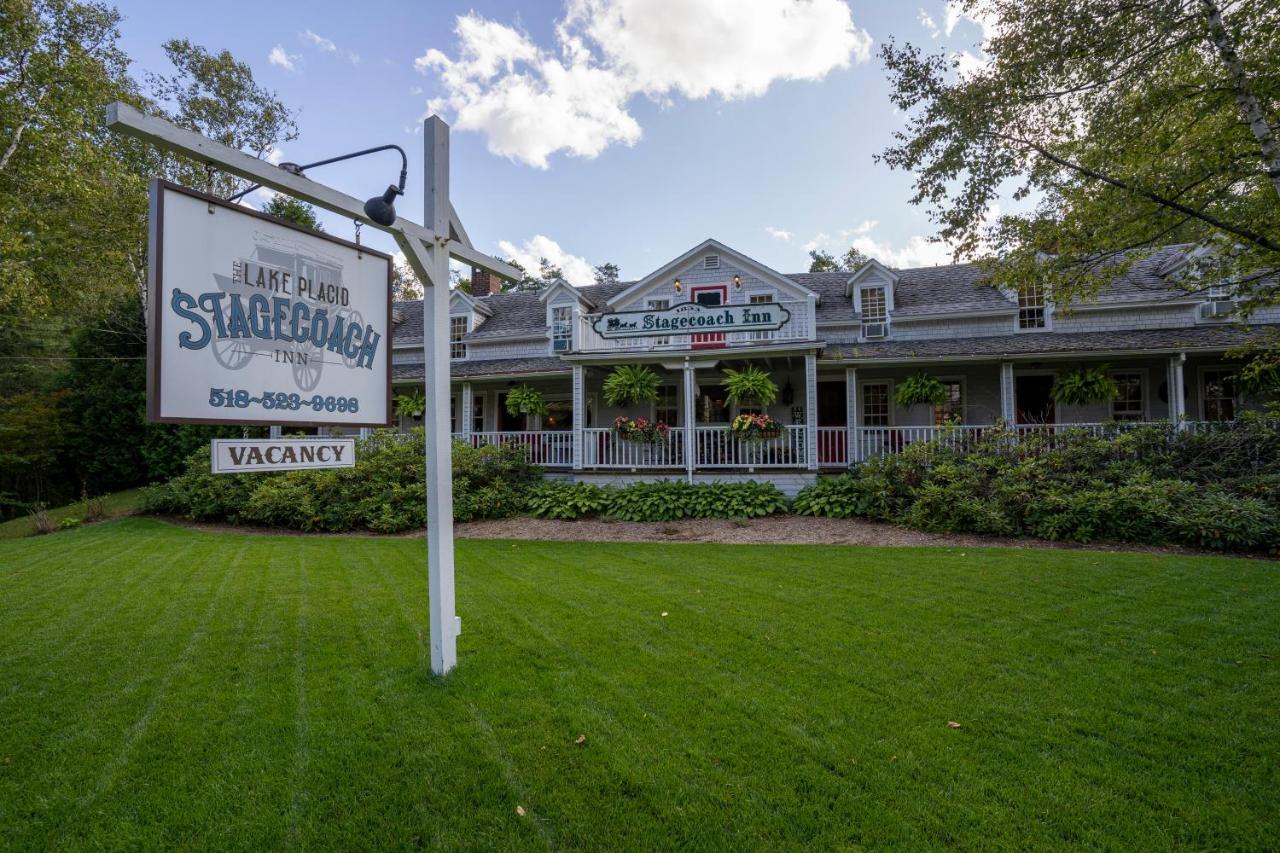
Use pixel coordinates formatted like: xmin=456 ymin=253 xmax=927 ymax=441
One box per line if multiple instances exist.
xmin=538 ymin=257 xmax=564 ymax=283
xmin=594 ymin=262 xmax=621 ymax=286
xmin=500 ymin=258 xmax=543 ymax=292
xmin=808 ymin=246 xmax=870 ymax=273
xmin=879 ymin=0 xmax=1280 ymax=312
xmin=259 ymin=194 xmax=322 ymax=230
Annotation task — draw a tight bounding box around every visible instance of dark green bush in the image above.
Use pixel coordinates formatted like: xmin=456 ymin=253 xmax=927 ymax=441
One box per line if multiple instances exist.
xmin=601 ymin=480 xmax=788 ymax=522
xmin=605 ymin=481 xmax=696 ymax=522
xmin=1172 ymin=491 xmax=1279 ymax=551
xmin=527 ymin=481 xmax=612 ymax=519
xmin=146 ymin=430 xmax=539 ymax=533
xmin=794 ymin=422 xmax=1280 ymax=552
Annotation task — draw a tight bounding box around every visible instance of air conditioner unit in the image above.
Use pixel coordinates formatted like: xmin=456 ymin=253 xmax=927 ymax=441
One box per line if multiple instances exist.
xmin=1200 ymin=300 xmax=1235 ymax=319
xmin=552 ymin=337 xmax=571 ymax=353
xmin=862 ymin=322 xmax=888 ymax=340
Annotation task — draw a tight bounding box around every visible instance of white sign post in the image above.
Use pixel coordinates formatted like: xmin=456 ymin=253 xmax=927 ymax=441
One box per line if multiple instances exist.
xmin=107 ymin=102 xmax=519 ymax=676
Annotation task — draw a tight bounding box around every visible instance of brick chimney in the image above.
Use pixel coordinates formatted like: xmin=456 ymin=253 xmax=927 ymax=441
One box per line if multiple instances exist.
xmin=470 ymin=266 xmax=495 ymax=297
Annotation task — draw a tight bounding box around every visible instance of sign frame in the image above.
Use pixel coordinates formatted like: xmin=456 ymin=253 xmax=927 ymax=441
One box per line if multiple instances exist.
xmin=591 ymin=300 xmax=793 ymax=339
xmin=146 ymin=179 xmax=394 ymax=428
xmin=210 ymin=437 xmax=357 ymax=474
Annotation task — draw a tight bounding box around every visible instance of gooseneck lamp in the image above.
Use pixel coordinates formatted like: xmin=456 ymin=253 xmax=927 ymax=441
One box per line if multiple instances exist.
xmin=228 ymin=144 xmax=409 ymax=227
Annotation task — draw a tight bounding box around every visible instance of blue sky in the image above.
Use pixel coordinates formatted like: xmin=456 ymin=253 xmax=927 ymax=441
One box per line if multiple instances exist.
xmin=111 ymin=0 xmax=993 ymax=283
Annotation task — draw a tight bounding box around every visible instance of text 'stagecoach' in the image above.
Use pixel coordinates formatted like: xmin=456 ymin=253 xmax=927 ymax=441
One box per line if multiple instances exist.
xmin=148 ymin=181 xmax=392 ymax=427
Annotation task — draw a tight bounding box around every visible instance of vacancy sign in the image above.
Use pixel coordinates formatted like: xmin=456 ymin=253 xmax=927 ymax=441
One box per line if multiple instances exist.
xmin=211 ymin=438 xmax=355 ymax=474
xmin=147 ymin=180 xmax=392 ymax=427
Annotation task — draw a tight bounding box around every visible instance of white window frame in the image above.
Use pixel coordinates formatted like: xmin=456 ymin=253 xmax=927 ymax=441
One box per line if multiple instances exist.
xmin=1110 ymin=369 xmax=1147 ymax=421
xmin=647 ymin=297 xmax=671 ymax=346
xmin=449 ymin=315 xmax=469 ymax=360
xmin=653 ymin=383 xmax=679 ymax=426
xmin=748 ymin=292 xmax=774 ymax=341
xmin=859 ymin=379 xmax=894 ymax=427
xmin=1198 ymin=365 xmax=1239 ymax=422
xmin=551 ymin=305 xmax=573 ymax=353
xmin=933 ymin=376 xmax=966 ymax=424
xmin=1016 ymin=282 xmax=1051 ymax=331
xmin=472 ymin=391 xmax=487 ymax=433
xmin=860 ymin=285 xmax=888 ymax=339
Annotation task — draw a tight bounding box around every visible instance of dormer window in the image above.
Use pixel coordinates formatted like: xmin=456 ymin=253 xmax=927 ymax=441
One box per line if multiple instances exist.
xmin=551 ymin=306 xmax=573 ymax=352
xmin=861 ymin=285 xmax=888 ymax=338
xmin=450 ymin=316 xmax=468 ymax=359
xmin=1017 ymin=282 xmax=1047 ymax=329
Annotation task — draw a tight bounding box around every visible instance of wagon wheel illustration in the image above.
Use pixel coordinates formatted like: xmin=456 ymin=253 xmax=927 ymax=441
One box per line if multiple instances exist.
xmin=291 ymin=342 xmax=323 ymax=391
xmin=339 ymin=309 xmax=365 ymax=370
xmin=211 ymin=301 xmax=253 ymax=371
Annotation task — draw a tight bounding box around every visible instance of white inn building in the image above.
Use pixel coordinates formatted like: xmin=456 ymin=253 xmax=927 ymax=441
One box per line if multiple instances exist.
xmin=388 ymin=239 xmax=1278 ymax=494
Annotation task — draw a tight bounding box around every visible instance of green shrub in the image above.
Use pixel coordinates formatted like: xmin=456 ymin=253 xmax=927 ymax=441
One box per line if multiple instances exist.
xmin=144 ymin=430 xmax=539 ymax=533
xmin=686 ymin=481 xmax=788 ymax=518
xmin=793 ymin=473 xmax=891 ymax=519
xmin=527 ymin=481 xmax=612 ymax=519
xmin=606 ymin=481 xmax=697 ymax=522
xmin=1173 ymin=491 xmax=1279 ymax=552
xmin=57 ymin=516 xmax=82 ymax=531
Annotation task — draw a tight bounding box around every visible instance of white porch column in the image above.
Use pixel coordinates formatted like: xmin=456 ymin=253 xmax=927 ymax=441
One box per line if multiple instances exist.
xmin=1168 ymin=352 xmax=1187 ymax=428
xmin=460 ymin=382 xmax=473 ymax=442
xmin=804 ymin=353 xmax=818 ymax=470
xmin=683 ymin=359 xmax=696 ymax=483
xmin=845 ymin=367 xmax=859 ymax=465
xmin=269 ymin=425 xmax=282 ymax=439
xmin=999 ymin=361 xmax=1016 ymax=425
xmin=572 ymin=365 xmax=584 ymax=470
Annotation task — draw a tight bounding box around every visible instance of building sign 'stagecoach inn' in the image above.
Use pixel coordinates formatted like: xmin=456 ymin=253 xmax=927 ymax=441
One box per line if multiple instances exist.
xmin=148 ymin=181 xmax=392 ymax=427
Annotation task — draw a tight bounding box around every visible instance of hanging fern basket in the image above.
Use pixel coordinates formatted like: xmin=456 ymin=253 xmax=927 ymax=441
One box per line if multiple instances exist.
xmin=1051 ymin=366 xmax=1119 ymax=405
xmin=894 ymin=373 xmax=947 ymax=408
xmin=505 ymin=384 xmax=548 ymax=418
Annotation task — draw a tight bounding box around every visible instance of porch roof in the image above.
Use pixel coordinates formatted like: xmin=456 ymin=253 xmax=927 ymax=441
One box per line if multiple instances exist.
xmin=392 ymin=356 xmax=570 ymax=384
xmin=822 ymin=324 xmax=1275 ymax=363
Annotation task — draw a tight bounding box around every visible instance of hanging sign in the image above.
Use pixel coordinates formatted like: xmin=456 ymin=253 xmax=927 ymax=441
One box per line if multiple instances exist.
xmin=147 ymin=180 xmax=392 ymax=426
xmin=210 ymin=437 xmax=356 ymax=474
xmin=591 ymin=300 xmax=791 ymax=339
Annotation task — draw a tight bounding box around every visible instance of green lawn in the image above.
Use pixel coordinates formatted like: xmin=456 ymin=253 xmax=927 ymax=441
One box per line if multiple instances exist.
xmin=0 ymin=488 xmax=144 ymax=540
xmin=1 ymin=520 xmax=1277 ymax=849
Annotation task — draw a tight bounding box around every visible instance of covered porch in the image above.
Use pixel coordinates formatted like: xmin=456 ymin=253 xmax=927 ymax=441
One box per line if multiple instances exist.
xmin=392 ymin=349 xmax=1258 ymax=473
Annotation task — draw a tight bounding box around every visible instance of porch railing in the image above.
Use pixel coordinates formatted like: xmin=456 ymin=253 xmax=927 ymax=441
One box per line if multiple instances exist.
xmin=693 ymin=424 xmax=807 ymax=468
xmin=582 ymin=427 xmax=686 ymax=468
xmin=466 ymin=430 xmax=574 ymax=467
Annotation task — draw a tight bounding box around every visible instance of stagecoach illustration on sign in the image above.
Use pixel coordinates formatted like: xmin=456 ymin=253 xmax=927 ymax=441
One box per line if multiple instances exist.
xmin=209 ymin=229 xmax=365 ymax=392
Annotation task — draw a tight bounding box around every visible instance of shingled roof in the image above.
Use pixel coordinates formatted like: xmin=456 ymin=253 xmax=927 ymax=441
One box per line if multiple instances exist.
xmin=391 ymin=246 xmax=1215 ymax=346
xmin=821 ymin=324 xmax=1263 ymax=362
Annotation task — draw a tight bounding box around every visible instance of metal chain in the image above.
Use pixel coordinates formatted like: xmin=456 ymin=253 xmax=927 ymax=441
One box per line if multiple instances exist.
xmin=354 ymin=219 xmax=363 ymax=258
xmin=205 ymin=163 xmax=216 ymax=214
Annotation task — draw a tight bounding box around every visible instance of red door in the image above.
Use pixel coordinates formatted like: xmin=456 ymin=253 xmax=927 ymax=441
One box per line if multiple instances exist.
xmin=689 ymin=285 xmax=727 ymax=349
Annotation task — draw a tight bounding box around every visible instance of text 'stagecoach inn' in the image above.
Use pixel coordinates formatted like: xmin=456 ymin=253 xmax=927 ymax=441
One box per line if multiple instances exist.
xmin=386 ymin=239 xmax=1278 ymax=494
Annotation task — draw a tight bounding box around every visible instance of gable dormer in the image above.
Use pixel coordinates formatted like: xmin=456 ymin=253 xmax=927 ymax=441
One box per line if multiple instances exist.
xmin=847 ymin=259 xmax=898 ymax=340
xmin=539 ymin=278 xmax=591 ymax=353
xmin=606 ymin=239 xmax=816 ymax=310
xmin=448 ymin=288 xmax=492 ymax=359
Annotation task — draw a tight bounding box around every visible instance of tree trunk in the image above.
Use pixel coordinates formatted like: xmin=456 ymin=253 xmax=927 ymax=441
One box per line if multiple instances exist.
xmin=0 ymin=119 xmax=30 ymax=172
xmin=1199 ymin=0 xmax=1280 ymax=202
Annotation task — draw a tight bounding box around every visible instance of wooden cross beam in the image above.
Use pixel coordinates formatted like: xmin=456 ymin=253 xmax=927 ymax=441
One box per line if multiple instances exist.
xmin=104 ymin=101 xmax=520 ymax=286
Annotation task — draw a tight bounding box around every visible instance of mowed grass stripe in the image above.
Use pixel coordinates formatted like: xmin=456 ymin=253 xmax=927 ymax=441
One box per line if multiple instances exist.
xmin=0 ymin=519 xmax=1277 ymax=849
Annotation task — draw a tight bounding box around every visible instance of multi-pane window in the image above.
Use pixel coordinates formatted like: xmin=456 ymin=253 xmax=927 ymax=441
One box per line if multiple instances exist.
xmin=655 ymin=385 xmax=678 ymax=426
xmin=551 ymin=306 xmax=573 ymax=352
xmin=472 ymin=394 xmax=485 ymax=433
xmin=749 ymin=293 xmax=773 ymax=340
xmin=1112 ymin=373 xmax=1144 ymax=421
xmin=1202 ymin=369 xmax=1237 ymax=421
xmin=1018 ymin=282 xmax=1047 ymax=329
xmin=933 ymin=381 xmax=963 ymax=424
xmin=861 ymin=286 xmax=887 ymax=337
xmin=862 ymin=382 xmax=890 ymax=426
xmin=647 ymin=298 xmax=670 ymax=346
xmin=449 ymin=316 xmax=468 ymax=359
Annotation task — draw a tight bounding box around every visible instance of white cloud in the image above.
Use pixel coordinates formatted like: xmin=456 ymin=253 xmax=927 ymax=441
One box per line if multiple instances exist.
xmin=765 ymin=226 xmax=793 ymax=242
xmin=809 ymin=207 xmax=1001 ymax=269
xmin=942 ymin=2 xmax=1000 ymax=77
xmin=301 ymin=30 xmax=337 ymax=52
xmin=496 ymin=234 xmax=596 ymax=286
xmin=348 ymin=51 xmax=361 ymax=65
xmin=801 ymin=232 xmax=830 ymax=253
xmin=268 ymin=45 xmax=299 ymax=72
xmin=418 ymin=0 xmax=872 ymax=168
xmin=265 ymin=145 xmax=285 ymax=165
xmin=918 ymin=8 xmax=940 ymax=38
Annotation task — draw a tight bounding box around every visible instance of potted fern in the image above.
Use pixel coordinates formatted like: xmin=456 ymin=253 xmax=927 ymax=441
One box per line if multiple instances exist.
xmin=724 ymin=366 xmax=781 ymax=441
xmin=603 ymin=365 xmax=661 ymax=407
xmin=1051 ymin=365 xmax=1119 ymax=405
xmin=894 ymin=372 xmax=947 ymax=408
xmin=504 ymin=384 xmax=547 ymax=424
xmin=395 ymin=389 xmax=426 ymax=420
